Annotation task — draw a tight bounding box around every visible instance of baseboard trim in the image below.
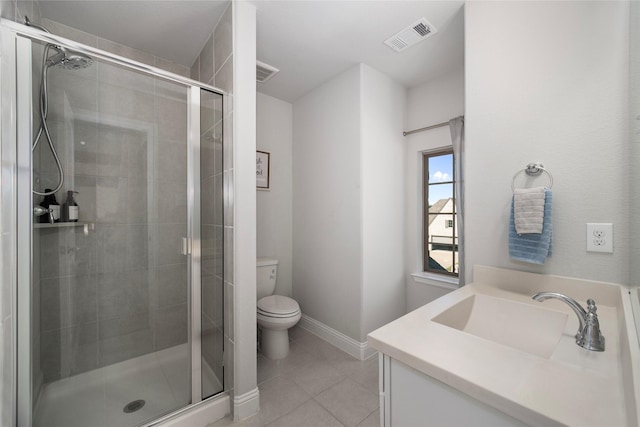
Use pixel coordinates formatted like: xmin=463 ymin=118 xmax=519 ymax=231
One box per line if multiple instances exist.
xmin=233 ymin=387 xmax=260 ymax=421
xmin=298 ymin=314 xmax=377 ymax=361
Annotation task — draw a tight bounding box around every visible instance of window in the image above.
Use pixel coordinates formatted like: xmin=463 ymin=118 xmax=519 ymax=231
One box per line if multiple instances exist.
xmin=423 ymin=149 xmax=458 ymax=276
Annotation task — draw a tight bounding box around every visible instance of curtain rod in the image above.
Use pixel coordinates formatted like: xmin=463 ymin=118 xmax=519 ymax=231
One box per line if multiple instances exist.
xmin=403 ymin=115 xmax=464 ymax=137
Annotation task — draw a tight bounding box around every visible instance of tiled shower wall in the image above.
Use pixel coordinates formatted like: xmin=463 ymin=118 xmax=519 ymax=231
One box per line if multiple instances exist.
xmin=32 ymin=19 xmax=193 ymax=389
xmin=191 ymin=2 xmax=234 ymax=395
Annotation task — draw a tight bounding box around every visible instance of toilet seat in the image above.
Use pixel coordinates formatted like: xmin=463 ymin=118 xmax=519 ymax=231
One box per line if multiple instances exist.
xmin=257 ymin=295 xmax=300 ymax=318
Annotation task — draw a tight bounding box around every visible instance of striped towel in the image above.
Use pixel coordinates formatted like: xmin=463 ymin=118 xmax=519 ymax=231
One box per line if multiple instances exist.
xmin=514 ymin=187 xmax=546 ymax=234
xmin=509 ymin=189 xmax=553 ymax=264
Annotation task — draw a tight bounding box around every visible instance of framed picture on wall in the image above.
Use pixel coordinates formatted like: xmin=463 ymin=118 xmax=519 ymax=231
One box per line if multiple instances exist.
xmin=257 ymin=150 xmax=270 ymax=189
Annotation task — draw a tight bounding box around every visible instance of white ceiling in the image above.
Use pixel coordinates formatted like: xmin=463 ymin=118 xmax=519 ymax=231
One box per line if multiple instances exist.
xmin=37 ymin=0 xmax=464 ymax=103
xmin=253 ymin=1 xmax=464 ymax=102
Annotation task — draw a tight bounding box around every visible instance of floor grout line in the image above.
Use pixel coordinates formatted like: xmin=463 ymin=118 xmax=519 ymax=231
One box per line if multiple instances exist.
xmin=210 ymin=327 xmax=379 ymax=427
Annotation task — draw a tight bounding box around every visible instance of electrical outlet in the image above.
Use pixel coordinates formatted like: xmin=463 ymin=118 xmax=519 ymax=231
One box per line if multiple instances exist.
xmin=586 ymin=223 xmax=613 ymax=253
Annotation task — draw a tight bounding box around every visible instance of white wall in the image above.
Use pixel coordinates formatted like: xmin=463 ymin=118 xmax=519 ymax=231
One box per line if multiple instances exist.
xmin=232 ymin=0 xmax=259 ymax=419
xmin=465 ymin=1 xmax=630 ymax=285
xmin=361 ymin=64 xmax=406 ymax=340
xmin=293 ymin=63 xmax=407 ymax=343
xmin=257 ymin=93 xmax=293 ymax=297
xmin=293 ymin=65 xmax=363 ymax=341
xmin=404 ymin=69 xmax=464 ymax=311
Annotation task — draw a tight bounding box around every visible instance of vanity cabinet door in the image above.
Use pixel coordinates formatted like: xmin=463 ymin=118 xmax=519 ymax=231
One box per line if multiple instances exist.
xmin=382 ymin=356 xmax=527 ymax=427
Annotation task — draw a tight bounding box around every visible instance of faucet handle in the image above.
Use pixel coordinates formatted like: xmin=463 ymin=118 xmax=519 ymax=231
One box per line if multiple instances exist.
xmin=33 ymin=205 xmax=55 ymax=224
xmin=579 ymin=299 xmax=605 ymax=352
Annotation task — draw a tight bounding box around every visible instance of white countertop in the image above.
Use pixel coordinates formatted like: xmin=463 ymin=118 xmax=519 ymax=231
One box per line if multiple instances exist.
xmin=368 ymin=266 xmax=640 ymax=427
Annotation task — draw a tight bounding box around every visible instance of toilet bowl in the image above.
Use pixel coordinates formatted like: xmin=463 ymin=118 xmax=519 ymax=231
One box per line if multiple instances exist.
xmin=257 ymin=295 xmax=301 ymax=359
xmin=257 ymin=258 xmax=301 ymax=360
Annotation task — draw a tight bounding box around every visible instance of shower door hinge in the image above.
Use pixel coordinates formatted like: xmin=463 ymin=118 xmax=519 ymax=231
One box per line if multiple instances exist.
xmin=181 ymin=237 xmax=192 ymax=255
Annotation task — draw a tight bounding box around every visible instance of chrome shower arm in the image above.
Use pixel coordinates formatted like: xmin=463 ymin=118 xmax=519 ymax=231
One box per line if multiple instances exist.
xmin=24 ymin=16 xmax=50 ymax=33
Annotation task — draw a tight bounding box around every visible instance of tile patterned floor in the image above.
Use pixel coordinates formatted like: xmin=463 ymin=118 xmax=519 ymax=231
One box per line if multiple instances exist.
xmin=209 ymin=326 xmax=380 ymax=427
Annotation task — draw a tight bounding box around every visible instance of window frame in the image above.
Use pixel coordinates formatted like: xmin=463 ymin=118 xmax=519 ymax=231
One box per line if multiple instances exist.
xmin=423 ymin=148 xmax=458 ymax=277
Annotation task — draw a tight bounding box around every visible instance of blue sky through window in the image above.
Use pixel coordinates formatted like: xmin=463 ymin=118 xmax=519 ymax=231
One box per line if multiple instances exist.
xmin=428 ymin=154 xmax=453 ymax=206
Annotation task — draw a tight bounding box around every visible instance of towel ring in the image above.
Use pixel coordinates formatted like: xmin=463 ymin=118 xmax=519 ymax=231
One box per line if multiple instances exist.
xmin=511 ymin=162 xmax=553 ymax=191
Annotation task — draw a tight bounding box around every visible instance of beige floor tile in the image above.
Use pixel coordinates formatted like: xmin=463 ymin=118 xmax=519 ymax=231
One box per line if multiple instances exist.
xmin=258 ymin=376 xmax=312 ymax=424
xmin=329 ymin=353 xmax=373 ymax=375
xmin=257 ymin=354 xmax=282 ymax=385
xmin=315 ymin=378 xmax=379 ymax=427
xmin=267 ymin=399 xmax=344 ymax=427
xmin=284 ymin=359 xmax=345 ymax=396
xmin=289 ymin=326 xmax=323 ymax=349
xmin=292 ymin=328 xmax=356 ymax=363
xmin=356 ymin=409 xmax=379 ymax=427
xmin=257 ymin=340 xmax=319 ymax=383
xmin=252 ymin=329 xmax=381 ymax=427
xmin=287 ymin=326 xmax=307 ymax=342
xmin=278 ymin=340 xmax=320 ymax=372
xmin=339 ymin=357 xmax=379 ymax=395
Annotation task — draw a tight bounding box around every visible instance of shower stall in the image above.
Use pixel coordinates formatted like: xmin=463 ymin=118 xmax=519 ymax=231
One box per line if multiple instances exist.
xmin=2 ymin=19 xmax=227 ymax=426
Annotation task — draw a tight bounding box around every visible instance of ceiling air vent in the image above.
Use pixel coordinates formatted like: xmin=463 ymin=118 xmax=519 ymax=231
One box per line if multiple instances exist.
xmin=384 ymin=18 xmax=438 ymax=53
xmin=257 ymin=60 xmax=279 ymax=83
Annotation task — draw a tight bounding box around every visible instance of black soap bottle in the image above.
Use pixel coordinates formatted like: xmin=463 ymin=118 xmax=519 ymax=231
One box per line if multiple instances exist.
xmin=62 ymin=191 xmax=79 ymax=222
xmin=39 ymin=189 xmax=60 ymax=223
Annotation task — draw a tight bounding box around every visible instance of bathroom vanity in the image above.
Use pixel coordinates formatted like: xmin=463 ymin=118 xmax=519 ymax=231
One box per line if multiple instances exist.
xmin=368 ymin=266 xmax=640 ymax=426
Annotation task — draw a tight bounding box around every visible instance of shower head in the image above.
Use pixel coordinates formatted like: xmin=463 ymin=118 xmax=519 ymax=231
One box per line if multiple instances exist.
xmin=58 ymin=50 xmax=93 ymax=70
xmin=46 ymin=48 xmax=93 ymax=70
xmin=24 ymin=16 xmax=94 ymax=70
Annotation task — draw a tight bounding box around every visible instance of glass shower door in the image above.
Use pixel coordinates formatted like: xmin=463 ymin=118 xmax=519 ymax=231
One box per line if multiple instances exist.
xmin=200 ymin=89 xmax=224 ymax=400
xmin=14 ymin=32 xmax=224 ymax=427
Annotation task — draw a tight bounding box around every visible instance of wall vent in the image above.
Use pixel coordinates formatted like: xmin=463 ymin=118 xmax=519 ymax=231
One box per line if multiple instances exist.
xmin=384 ymin=18 xmax=437 ymax=53
xmin=257 ymin=60 xmax=279 ymax=83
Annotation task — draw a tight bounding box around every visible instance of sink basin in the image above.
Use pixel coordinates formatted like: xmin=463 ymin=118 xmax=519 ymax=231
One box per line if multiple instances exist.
xmin=432 ymin=293 xmax=568 ymax=358
xmin=369 ymin=266 xmax=640 ymax=426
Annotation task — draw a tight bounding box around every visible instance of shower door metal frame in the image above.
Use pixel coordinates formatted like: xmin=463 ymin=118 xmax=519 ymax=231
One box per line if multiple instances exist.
xmin=2 ymin=19 xmax=226 ymax=427
xmin=187 ymin=85 xmax=203 ymax=404
xmin=0 ymin=23 xmax=19 ymax=427
xmin=14 ymin=31 xmax=35 ymax=427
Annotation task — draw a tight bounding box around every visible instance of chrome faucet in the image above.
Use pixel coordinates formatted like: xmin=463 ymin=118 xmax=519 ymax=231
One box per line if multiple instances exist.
xmin=532 ymin=292 xmax=605 ymax=352
xmin=33 ymin=205 xmax=55 ymax=224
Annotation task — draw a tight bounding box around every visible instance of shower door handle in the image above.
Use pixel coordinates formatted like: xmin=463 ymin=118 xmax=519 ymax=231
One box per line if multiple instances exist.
xmin=181 ymin=237 xmax=192 ymax=255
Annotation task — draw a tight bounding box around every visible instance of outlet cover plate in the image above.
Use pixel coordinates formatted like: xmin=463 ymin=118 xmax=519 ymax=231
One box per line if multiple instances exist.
xmin=586 ymin=223 xmax=613 ymax=253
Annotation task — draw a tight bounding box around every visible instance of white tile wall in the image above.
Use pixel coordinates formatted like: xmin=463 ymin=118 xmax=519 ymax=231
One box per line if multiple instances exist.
xmin=192 ymin=0 xmax=235 ymax=400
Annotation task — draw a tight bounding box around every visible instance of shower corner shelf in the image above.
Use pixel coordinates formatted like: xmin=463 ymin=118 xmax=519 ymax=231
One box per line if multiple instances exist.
xmin=34 ymin=221 xmax=90 ymax=229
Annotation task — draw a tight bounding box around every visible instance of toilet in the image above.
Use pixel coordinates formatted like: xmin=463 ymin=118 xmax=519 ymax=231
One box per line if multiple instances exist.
xmin=257 ymin=258 xmax=301 ymax=360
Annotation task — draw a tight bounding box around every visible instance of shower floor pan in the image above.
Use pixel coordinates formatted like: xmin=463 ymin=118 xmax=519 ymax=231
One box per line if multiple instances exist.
xmin=33 ymin=344 xmax=222 ymax=427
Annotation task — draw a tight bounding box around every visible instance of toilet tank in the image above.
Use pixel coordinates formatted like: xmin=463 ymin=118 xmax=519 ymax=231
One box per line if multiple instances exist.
xmin=257 ymin=258 xmax=278 ymax=300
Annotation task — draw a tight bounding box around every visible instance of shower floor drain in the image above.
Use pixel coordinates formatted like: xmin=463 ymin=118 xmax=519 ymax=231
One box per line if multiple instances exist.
xmin=123 ymin=400 xmax=145 ymax=413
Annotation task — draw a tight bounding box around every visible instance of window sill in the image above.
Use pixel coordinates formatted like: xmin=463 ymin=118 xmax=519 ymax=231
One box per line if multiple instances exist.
xmin=410 ymin=272 xmax=459 ymax=290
